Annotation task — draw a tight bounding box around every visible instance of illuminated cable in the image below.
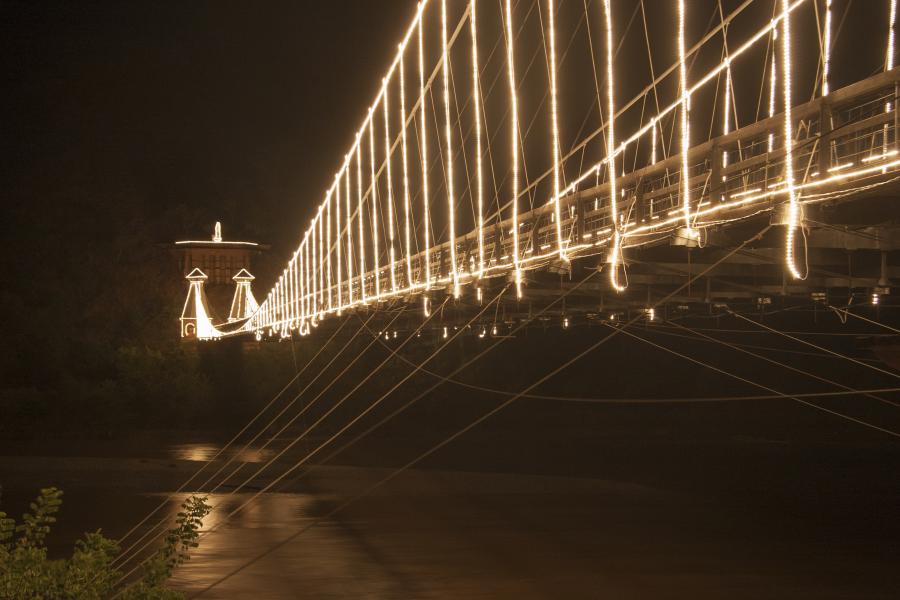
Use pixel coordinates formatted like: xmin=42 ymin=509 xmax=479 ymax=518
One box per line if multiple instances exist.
xmin=418 ymin=15 xmax=431 ymax=291
xmin=677 ymin=0 xmax=694 ymax=235
xmin=382 ymin=79 xmax=397 ymax=293
xmin=603 ymin=0 xmax=624 ymax=292
xmin=356 ymin=138 xmax=366 ymax=304
xmin=318 ymin=208 xmax=325 ymax=317
xmin=548 ymin=0 xmax=564 ymax=262
xmin=889 ymin=0 xmax=897 ymax=74
xmin=335 ymin=175 xmax=343 ymax=313
xmin=326 ymin=196 xmax=332 ymax=313
xmin=782 ymin=0 xmax=804 ymax=280
xmin=651 ymin=116 xmax=657 ymax=164
xmin=723 ymin=62 xmax=732 ymax=170
xmin=768 ymin=28 xmax=777 ymax=152
xmin=442 ymin=0 xmax=460 ymax=298
xmin=369 ymin=118 xmax=381 ymax=298
xmin=822 ymin=0 xmax=832 ymax=96
xmin=504 ymin=0 xmax=522 ymax=298
xmin=300 ymin=238 xmax=307 ymax=326
xmin=471 ymin=0 xmax=485 ymax=277
xmin=345 ymin=166 xmax=354 ymax=305
xmin=399 ymin=50 xmax=413 ymax=289
xmin=311 ymin=216 xmax=318 ymax=322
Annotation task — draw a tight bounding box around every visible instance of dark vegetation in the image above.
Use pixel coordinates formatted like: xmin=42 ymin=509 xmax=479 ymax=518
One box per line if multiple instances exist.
xmin=0 ymin=487 xmax=210 ymax=598
xmin=0 ymin=186 xmax=298 ymax=439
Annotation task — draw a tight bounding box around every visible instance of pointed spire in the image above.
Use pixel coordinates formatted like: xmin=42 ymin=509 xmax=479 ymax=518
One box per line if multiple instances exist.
xmin=186 ymin=268 xmax=208 ymax=281
xmin=232 ymin=268 xmax=255 ymax=281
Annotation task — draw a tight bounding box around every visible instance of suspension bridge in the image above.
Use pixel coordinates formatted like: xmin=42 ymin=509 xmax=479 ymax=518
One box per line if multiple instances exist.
xmin=176 ymin=0 xmax=900 ymax=342
xmin=109 ymin=1 xmax=900 ymax=595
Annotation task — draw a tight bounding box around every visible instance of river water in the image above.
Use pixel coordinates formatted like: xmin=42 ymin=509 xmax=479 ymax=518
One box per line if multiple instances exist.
xmin=2 ymin=431 xmax=899 ymax=599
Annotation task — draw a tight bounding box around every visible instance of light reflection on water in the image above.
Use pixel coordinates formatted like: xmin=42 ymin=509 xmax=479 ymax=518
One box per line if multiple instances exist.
xmin=166 ymin=492 xmax=400 ymax=599
xmin=168 ymin=443 xmax=273 ymax=464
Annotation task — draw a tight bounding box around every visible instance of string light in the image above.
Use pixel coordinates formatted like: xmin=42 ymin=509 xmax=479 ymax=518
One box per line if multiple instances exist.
xmin=723 ymin=61 xmax=732 ymax=171
xmin=603 ymin=0 xmax=624 ymax=292
xmin=768 ymin=28 xmax=777 ymax=152
xmin=345 ymin=166 xmax=353 ymax=305
xmin=335 ymin=175 xmax=343 ymax=313
xmin=650 ymin=116 xmax=657 ymax=165
xmin=548 ymin=0 xmax=564 ymax=262
xmin=889 ymin=0 xmax=897 ymax=75
xmin=318 ymin=208 xmax=325 ymax=316
xmin=504 ymin=0 xmax=522 ymax=298
xmin=822 ymin=0 xmax=832 ymax=96
xmin=369 ymin=117 xmax=381 ymax=297
xmin=886 ymin=0 xmax=896 ymax=165
xmin=419 ymin=13 xmax=431 ymax=292
xmin=383 ymin=79 xmax=397 ymax=293
xmin=311 ymin=214 xmax=318 ymax=322
xmin=678 ymin=0 xmax=694 ymax=235
xmin=399 ymin=50 xmax=413 ymax=289
xmin=553 ymin=3 xmax=800 ymax=208
xmin=356 ymin=139 xmax=366 ymax=303
xmin=207 ymin=0 xmax=884 ymax=343
xmin=301 ymin=237 xmax=308 ymax=326
xmin=327 ymin=191 xmax=333 ymax=312
xmin=471 ymin=0 xmax=485 ymax=277
xmin=442 ymin=0 xmax=460 ymax=298
xmin=290 ymin=247 xmax=296 ymax=327
xmin=782 ymin=0 xmax=803 ymax=280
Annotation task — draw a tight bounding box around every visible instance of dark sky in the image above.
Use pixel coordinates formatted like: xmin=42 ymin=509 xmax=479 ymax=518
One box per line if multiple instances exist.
xmin=2 ymin=1 xmax=415 ymax=253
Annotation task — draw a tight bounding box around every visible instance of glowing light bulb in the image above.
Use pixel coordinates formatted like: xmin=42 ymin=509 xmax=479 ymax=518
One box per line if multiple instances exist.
xmin=442 ymin=0 xmax=459 ymax=298
xmin=548 ymin=0 xmax=564 ymax=262
xmin=471 ymin=0 xmax=485 ymax=277
xmin=443 ymin=326 xmax=448 ymax=339
xmin=504 ymin=0 xmax=522 ymax=299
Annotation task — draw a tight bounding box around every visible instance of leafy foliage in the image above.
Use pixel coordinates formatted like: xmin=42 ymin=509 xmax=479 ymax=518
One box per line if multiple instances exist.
xmin=0 ymin=487 xmax=211 ymax=599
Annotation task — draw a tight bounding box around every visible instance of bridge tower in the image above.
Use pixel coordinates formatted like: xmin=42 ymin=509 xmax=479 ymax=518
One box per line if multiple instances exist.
xmin=228 ymin=268 xmax=259 ymax=325
xmin=180 ymin=268 xmax=221 ymax=340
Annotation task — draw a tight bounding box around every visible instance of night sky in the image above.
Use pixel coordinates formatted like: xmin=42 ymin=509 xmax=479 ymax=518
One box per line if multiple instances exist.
xmin=3 ymin=1 xmax=414 ymax=253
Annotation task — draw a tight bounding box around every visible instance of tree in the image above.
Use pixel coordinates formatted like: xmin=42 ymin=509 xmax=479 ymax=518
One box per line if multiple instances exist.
xmin=0 ymin=487 xmax=211 ymax=599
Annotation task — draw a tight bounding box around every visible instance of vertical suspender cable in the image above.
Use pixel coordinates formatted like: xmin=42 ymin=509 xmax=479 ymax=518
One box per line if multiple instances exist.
xmin=442 ymin=0 xmax=460 ymax=298
xmin=504 ymin=0 xmax=523 ymax=299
